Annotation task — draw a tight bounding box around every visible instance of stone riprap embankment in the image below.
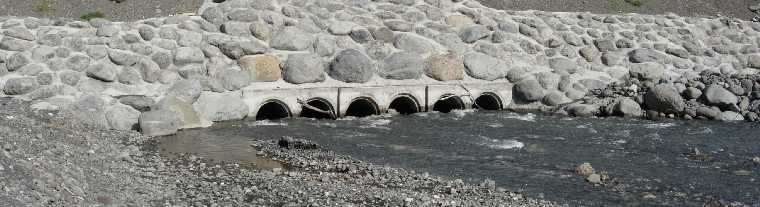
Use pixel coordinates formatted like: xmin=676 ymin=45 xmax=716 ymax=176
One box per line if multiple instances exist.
xmin=1 ymin=0 xmax=760 ymax=136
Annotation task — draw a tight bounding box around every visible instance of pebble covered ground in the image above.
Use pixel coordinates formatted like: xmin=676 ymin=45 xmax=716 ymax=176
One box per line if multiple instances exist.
xmin=0 ymin=97 xmax=558 ymax=206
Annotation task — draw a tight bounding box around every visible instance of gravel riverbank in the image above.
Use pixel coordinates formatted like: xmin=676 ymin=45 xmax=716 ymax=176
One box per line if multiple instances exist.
xmin=0 ymin=97 xmax=557 ymax=206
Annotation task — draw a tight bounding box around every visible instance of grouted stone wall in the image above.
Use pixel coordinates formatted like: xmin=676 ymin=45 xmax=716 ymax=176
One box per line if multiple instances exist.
xmin=1 ymin=0 xmax=760 ymax=136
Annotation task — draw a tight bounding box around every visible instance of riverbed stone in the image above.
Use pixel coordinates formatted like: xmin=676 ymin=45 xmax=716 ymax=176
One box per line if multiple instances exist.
xmin=644 ymin=84 xmax=685 ymax=113
xmin=139 ymin=109 xmax=181 ymax=136
xmin=542 ymin=90 xmax=571 ymax=106
xmin=380 ymin=51 xmax=424 ymax=80
xmin=424 ymin=52 xmax=464 ymax=81
xmin=614 ymin=97 xmax=642 ymax=117
xmin=548 ymin=57 xmax=577 ymax=74
xmin=629 ymin=62 xmax=664 ymax=81
xmin=238 ymin=55 xmax=281 ymax=82
xmin=153 ymin=96 xmax=204 ymax=129
xmin=193 ymin=91 xmax=249 ymax=121
xmin=282 ymin=53 xmax=326 ymax=84
xmin=328 ymin=49 xmax=374 ymax=83
xmin=463 ymin=52 xmax=505 ymax=81
xmin=514 ymin=78 xmax=545 ymax=102
xmin=718 ymin=111 xmax=745 ymax=121
xmin=270 ymin=27 xmax=314 ymax=51
xmin=3 ymin=77 xmax=38 ymax=95
xmin=704 ymin=84 xmax=739 ymax=110
xmin=105 ymin=103 xmax=140 ymax=130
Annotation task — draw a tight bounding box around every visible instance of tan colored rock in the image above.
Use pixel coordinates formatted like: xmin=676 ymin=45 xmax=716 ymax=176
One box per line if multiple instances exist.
xmin=423 ymin=52 xmax=464 ymax=81
xmin=239 ymin=54 xmax=281 ymax=82
xmin=575 ymin=162 xmax=595 ymax=176
xmin=445 ymin=15 xmax=475 ymax=28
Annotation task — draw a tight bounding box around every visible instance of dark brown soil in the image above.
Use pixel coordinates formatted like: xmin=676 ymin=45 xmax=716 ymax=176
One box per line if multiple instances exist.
xmin=0 ymin=0 xmax=203 ymax=21
xmin=476 ymin=0 xmax=760 ymax=20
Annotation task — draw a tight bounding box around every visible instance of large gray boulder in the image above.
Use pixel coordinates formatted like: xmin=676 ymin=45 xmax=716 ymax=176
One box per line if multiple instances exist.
xmin=193 ymin=91 xmax=249 ymax=121
xmin=548 ymin=58 xmax=577 ymax=74
xmin=270 ymin=27 xmax=314 ymax=51
xmin=459 ymin=25 xmax=490 ymax=43
xmin=628 ymin=49 xmax=668 ymax=63
xmin=718 ymin=111 xmax=745 ymax=121
xmin=118 ymin=95 xmax=155 ymax=112
xmin=566 ymin=103 xmax=599 ymax=117
xmin=166 ymin=79 xmax=202 ymax=103
xmin=153 ymin=96 xmax=204 ymax=129
xmin=3 ymin=77 xmax=39 ymax=95
xmin=704 ymin=84 xmax=739 ymax=110
xmin=174 ymin=47 xmax=205 ymax=65
xmin=393 ymin=33 xmax=438 ymax=57
xmin=613 ymin=97 xmax=642 ymax=117
xmin=105 ymin=103 xmax=141 ymax=130
xmin=644 ymin=84 xmax=685 ymax=113
xmin=64 ymin=95 xmax=109 ymax=129
xmin=328 ymin=49 xmax=374 ymax=83
xmin=514 ymin=78 xmax=545 ymax=102
xmin=218 ymin=68 xmax=251 ymax=91
xmin=379 ymin=51 xmax=423 ymax=80
xmin=139 ymin=110 xmax=180 ymax=136
xmin=463 ymin=52 xmax=506 ymax=81
xmin=85 ymin=62 xmax=118 ymax=82
xmin=282 ymin=53 xmax=326 ymax=84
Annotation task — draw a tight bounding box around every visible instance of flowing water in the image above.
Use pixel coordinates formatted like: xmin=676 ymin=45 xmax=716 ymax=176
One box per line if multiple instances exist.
xmin=159 ymin=110 xmax=760 ymax=206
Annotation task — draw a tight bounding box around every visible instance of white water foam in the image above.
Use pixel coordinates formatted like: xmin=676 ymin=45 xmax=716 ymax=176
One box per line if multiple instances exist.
xmin=451 ymin=109 xmax=477 ymax=120
xmin=644 ymin=122 xmax=677 ymax=129
xmin=502 ymin=112 xmax=536 ymax=122
xmin=247 ymin=120 xmax=288 ymax=126
xmin=359 ymin=118 xmax=392 ymax=130
xmin=487 ymin=123 xmax=504 ymax=128
xmin=478 ymin=136 xmax=525 ymax=150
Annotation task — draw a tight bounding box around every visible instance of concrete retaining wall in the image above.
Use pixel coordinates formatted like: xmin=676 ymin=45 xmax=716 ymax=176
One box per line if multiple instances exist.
xmin=1 ymin=0 xmax=760 ymax=136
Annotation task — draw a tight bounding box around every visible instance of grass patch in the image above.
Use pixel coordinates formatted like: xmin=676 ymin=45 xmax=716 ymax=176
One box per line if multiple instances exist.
xmin=80 ymin=11 xmax=106 ymax=21
xmin=33 ymin=0 xmax=54 ymax=13
xmin=625 ymin=0 xmax=643 ymax=7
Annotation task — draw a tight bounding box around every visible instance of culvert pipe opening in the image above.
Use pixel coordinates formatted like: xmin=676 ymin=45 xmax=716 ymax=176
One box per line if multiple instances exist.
xmin=474 ymin=93 xmax=502 ymax=110
xmin=389 ymin=95 xmax=420 ymax=115
xmin=345 ymin=97 xmax=380 ymax=117
xmin=255 ymin=100 xmax=291 ymax=120
xmin=299 ymin=99 xmax=335 ymax=119
xmin=433 ymin=94 xmax=465 ymax=113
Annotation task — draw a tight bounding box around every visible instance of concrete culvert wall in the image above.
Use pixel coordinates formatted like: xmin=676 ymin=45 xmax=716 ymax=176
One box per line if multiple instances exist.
xmin=388 ymin=95 xmax=420 ymax=115
xmin=345 ymin=97 xmax=380 ymax=117
xmin=255 ymin=100 xmax=291 ymax=120
xmin=300 ymin=98 xmax=335 ymax=119
xmin=433 ymin=94 xmax=465 ymax=113
xmin=474 ymin=93 xmax=502 ymax=110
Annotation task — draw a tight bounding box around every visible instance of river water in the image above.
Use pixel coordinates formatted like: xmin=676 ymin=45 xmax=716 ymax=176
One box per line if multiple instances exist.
xmin=159 ymin=110 xmax=760 ymax=206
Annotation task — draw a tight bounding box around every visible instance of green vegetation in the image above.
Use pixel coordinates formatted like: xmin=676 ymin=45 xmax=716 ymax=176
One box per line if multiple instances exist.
xmin=33 ymin=0 xmax=54 ymax=13
xmin=625 ymin=0 xmax=643 ymax=7
xmin=80 ymin=11 xmax=106 ymax=21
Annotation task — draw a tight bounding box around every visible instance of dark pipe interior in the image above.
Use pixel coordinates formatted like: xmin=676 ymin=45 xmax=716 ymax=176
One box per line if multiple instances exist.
xmin=433 ymin=95 xmax=464 ymax=113
xmin=255 ymin=101 xmax=290 ymax=120
xmin=300 ymin=99 xmax=334 ymax=119
xmin=388 ymin=96 xmax=419 ymax=115
xmin=474 ymin=94 xmax=501 ymax=110
xmin=345 ymin=98 xmax=379 ymax=117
